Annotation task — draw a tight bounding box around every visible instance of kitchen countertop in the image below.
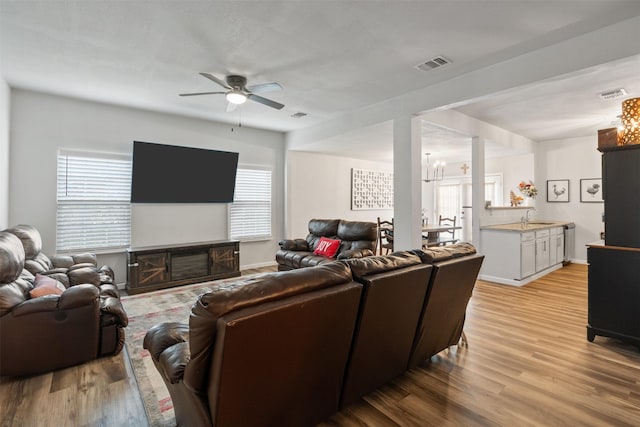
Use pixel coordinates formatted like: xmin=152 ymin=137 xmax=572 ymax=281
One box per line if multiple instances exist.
xmin=481 ymin=220 xmax=571 ymax=232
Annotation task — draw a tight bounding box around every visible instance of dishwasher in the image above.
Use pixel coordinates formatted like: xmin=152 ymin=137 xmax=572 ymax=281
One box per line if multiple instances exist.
xmin=563 ymin=223 xmax=575 ymax=264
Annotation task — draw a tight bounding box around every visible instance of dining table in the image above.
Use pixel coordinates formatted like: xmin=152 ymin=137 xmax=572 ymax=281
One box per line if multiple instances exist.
xmin=421 ymin=223 xmax=462 ymax=246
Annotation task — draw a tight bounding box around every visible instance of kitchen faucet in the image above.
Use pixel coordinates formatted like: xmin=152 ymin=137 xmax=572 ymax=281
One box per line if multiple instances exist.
xmin=520 ymin=208 xmax=535 ymax=228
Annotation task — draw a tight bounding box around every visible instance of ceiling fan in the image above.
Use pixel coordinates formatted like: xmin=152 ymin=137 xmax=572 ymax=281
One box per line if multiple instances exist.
xmin=180 ymin=73 xmax=284 ymax=112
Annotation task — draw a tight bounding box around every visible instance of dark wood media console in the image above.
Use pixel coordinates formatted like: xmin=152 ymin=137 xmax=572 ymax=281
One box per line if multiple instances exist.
xmin=127 ymin=240 xmax=240 ymax=294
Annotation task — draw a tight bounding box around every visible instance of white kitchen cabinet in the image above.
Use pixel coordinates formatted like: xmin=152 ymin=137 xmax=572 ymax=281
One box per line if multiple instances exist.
xmin=549 ymin=227 xmax=564 ymax=266
xmin=480 ymin=222 xmax=569 ymax=286
xmin=521 ymin=232 xmax=536 ymax=278
xmin=535 ymin=229 xmax=550 ymax=272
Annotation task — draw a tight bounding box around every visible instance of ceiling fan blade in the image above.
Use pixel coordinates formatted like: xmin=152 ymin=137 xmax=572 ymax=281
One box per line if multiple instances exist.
xmin=199 ymin=72 xmax=230 ymax=89
xmin=248 ymin=93 xmax=284 ymax=110
xmin=226 ymin=102 xmax=238 ymax=112
xmin=179 ymin=91 xmax=225 ymax=97
xmin=247 ymin=82 xmax=282 ymax=94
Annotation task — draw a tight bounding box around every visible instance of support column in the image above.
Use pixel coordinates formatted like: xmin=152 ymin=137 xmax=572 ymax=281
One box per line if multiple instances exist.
xmin=393 ymin=116 xmax=422 ymax=251
xmin=471 ymin=136 xmax=485 ymax=249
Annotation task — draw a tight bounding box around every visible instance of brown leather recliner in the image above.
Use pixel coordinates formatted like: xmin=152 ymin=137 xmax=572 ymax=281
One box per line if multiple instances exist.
xmin=408 ymin=243 xmax=485 ymax=369
xmin=0 ymin=225 xmax=128 ymax=377
xmin=143 ymin=262 xmax=363 ymax=427
xmin=276 ymin=219 xmax=377 ymax=270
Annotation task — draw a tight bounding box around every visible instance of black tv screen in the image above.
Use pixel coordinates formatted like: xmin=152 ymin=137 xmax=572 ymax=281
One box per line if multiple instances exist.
xmin=131 ymin=141 xmax=239 ymax=203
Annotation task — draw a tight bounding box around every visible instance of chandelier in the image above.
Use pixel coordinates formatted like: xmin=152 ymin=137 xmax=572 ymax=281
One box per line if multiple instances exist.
xmin=422 ymin=153 xmax=445 ymax=182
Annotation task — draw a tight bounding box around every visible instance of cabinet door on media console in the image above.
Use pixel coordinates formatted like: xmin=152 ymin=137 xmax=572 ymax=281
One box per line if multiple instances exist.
xmin=134 ymin=253 xmax=169 ymax=288
xmin=211 ymin=242 xmax=239 ymax=276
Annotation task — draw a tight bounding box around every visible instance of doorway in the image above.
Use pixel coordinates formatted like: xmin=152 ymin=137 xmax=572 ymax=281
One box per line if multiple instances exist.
xmin=431 ymin=174 xmax=503 ymax=243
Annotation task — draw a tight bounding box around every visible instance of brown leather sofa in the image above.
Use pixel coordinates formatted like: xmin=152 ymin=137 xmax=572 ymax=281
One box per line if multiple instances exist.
xmin=276 ymin=218 xmax=377 ymax=270
xmin=144 ymin=244 xmax=483 ymax=427
xmin=0 ymin=225 xmax=128 ymax=377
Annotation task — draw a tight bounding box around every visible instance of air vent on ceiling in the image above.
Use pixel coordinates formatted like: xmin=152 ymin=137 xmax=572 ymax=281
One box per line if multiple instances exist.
xmin=291 ymin=112 xmax=307 ymax=118
xmin=415 ymin=56 xmax=451 ymax=72
xmin=599 ymin=88 xmax=628 ymax=100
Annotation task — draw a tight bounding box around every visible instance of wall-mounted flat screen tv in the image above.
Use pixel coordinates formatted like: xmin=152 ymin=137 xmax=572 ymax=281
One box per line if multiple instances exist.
xmin=131 ymin=141 xmax=239 ymax=203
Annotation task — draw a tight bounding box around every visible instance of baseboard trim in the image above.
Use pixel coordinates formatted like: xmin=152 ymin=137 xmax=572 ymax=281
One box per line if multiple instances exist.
xmin=240 ymin=261 xmax=278 ymax=271
xmin=479 ymin=263 xmax=563 ymax=287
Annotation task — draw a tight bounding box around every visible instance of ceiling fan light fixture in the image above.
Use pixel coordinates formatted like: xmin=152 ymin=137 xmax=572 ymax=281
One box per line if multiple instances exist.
xmin=226 ymin=90 xmax=247 ymax=105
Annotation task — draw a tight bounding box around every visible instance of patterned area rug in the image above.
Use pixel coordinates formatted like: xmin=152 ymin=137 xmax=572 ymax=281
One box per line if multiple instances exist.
xmin=121 ymin=274 xmax=265 ymax=427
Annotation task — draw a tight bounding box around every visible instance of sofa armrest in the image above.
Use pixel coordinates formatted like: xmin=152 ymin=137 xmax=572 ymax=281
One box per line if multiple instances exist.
xmin=144 ymin=322 xmax=190 ymax=360
xmin=100 ymin=296 xmax=128 ymax=327
xmin=159 ymin=342 xmax=190 ymax=384
xmin=59 ymin=284 xmax=100 ymax=309
xmin=144 ymin=322 xmax=190 ymax=383
xmin=278 ymin=238 xmax=309 ymax=251
xmin=99 ymin=265 xmax=115 ymax=282
xmin=337 ymin=248 xmax=374 ymax=260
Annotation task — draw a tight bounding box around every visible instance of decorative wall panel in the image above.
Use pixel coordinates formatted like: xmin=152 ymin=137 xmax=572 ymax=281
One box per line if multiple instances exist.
xmin=351 ymin=168 xmax=393 ymax=210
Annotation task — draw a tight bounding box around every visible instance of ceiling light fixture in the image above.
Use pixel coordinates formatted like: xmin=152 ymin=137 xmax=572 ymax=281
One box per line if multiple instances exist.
xmin=422 ymin=153 xmax=445 ymax=182
xmin=226 ymin=90 xmax=247 ymax=105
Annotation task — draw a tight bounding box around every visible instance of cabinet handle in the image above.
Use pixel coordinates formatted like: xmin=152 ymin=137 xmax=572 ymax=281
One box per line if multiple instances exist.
xmin=128 ymin=263 xmax=139 ymax=268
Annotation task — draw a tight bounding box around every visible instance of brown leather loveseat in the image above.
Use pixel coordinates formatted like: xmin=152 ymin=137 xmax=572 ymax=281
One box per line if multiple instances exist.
xmin=0 ymin=225 xmax=128 ymax=377
xmin=276 ymin=218 xmax=377 ymax=270
xmin=144 ymin=243 xmax=483 ymax=427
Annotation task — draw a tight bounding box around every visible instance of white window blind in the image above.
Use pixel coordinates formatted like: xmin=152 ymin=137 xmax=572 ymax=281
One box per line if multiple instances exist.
xmin=436 ymin=183 xmax=461 ymax=220
xmin=229 ymin=167 xmax=271 ymax=240
xmin=56 ymin=150 xmax=131 ymax=251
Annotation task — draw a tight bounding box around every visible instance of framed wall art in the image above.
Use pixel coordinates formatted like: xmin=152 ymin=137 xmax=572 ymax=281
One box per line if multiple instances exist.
xmin=580 ymin=178 xmax=603 ymax=203
xmin=351 ymin=168 xmax=394 ymax=210
xmin=546 ymin=179 xmax=569 ymax=202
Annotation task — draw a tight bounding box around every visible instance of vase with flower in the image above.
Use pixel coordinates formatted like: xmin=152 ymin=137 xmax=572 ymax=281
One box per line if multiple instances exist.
xmin=519 ymin=181 xmax=538 ymax=199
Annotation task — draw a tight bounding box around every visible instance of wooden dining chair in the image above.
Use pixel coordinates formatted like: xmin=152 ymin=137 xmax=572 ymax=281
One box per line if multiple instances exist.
xmin=377 ymin=217 xmax=394 ymax=255
xmin=438 ymin=215 xmax=459 ymax=245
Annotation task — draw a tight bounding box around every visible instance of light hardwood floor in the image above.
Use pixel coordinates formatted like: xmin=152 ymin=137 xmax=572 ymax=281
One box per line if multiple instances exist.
xmin=2 ymin=263 xmax=640 ymax=426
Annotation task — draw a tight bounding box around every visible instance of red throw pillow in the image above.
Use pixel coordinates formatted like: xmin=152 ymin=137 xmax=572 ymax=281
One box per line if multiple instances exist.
xmin=29 ymin=273 xmax=66 ymax=298
xmin=313 ymin=237 xmax=341 ymax=258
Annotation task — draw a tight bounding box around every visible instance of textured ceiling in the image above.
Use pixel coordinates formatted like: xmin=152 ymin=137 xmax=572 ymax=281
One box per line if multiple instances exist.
xmin=1 ymin=1 xmax=639 ymax=160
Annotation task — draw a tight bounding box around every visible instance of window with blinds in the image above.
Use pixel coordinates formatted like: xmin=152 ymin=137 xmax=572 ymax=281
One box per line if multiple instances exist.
xmin=436 ymin=183 xmax=461 ymax=220
xmin=56 ymin=150 xmax=132 ymax=252
xmin=229 ymin=167 xmax=272 ymax=241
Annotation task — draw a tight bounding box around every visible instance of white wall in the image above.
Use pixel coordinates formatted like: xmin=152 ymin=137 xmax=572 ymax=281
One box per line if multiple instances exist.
xmin=535 ymin=136 xmax=602 ymax=262
xmin=9 ymin=89 xmax=285 ymax=283
xmin=286 ymin=151 xmax=392 ymax=239
xmin=486 ymin=153 xmax=535 ymax=206
xmin=0 ymin=78 xmax=9 ymax=229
